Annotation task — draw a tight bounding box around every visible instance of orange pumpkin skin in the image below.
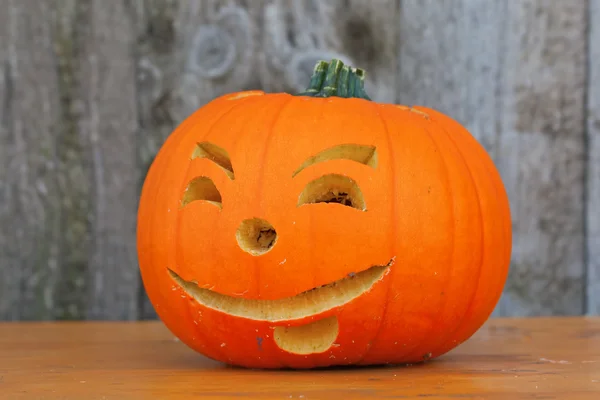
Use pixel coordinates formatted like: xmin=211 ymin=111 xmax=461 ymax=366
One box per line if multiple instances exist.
xmin=137 ymin=63 xmax=512 ymax=369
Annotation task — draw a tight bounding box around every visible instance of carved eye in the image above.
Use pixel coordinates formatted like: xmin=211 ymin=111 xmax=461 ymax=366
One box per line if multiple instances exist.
xmin=297 ymin=174 xmax=366 ymax=211
xmin=181 ymin=176 xmax=222 ymax=208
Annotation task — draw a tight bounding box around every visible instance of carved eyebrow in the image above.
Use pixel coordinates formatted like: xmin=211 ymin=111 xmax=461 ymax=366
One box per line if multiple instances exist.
xmin=292 ymin=144 xmax=378 ymax=177
xmin=191 ymin=142 xmax=235 ymax=180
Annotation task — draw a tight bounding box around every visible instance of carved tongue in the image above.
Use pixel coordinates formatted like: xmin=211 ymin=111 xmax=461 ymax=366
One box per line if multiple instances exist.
xmin=273 ymin=316 xmax=339 ymax=355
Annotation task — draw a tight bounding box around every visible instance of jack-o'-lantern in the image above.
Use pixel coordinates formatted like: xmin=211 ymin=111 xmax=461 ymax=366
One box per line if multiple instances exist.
xmin=137 ymin=59 xmax=512 ymax=369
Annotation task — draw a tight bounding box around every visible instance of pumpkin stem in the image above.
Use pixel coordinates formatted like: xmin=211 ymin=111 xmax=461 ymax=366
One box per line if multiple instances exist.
xmin=297 ymin=59 xmax=371 ymax=100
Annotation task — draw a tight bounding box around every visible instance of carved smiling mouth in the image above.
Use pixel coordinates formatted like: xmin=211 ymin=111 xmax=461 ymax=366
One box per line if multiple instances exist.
xmin=169 ymin=260 xmax=392 ymax=355
xmin=168 ymin=260 xmax=392 ymax=323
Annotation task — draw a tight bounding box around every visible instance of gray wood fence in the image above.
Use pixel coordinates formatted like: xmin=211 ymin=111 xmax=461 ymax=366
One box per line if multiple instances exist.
xmin=0 ymin=0 xmax=598 ymax=320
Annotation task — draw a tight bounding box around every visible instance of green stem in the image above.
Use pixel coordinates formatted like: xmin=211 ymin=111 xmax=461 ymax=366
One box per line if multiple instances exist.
xmin=297 ymin=59 xmax=371 ymax=100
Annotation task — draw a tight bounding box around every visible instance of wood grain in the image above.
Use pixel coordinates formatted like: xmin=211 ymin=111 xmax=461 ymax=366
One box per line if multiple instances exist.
xmin=0 ymin=1 xmax=598 ymax=320
xmin=0 ymin=0 xmax=140 ymax=320
xmin=397 ymin=0 xmax=588 ymax=316
xmin=261 ymin=0 xmax=398 ymax=103
xmin=1 ymin=318 xmax=599 ymax=399
xmin=588 ymin=0 xmax=600 ymax=315
xmin=0 ymin=0 xmax=89 ymax=320
xmin=81 ymin=0 xmax=139 ymax=320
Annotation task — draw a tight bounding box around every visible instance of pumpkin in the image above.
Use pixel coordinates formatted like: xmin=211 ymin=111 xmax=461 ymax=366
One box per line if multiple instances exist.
xmin=137 ymin=59 xmax=512 ymax=369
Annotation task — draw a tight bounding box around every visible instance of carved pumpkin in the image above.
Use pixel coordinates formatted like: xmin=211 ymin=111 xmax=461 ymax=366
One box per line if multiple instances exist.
xmin=137 ymin=59 xmax=512 ymax=369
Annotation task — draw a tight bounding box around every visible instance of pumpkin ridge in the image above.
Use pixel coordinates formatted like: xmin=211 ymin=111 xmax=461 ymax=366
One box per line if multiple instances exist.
xmin=398 ymin=116 xmax=460 ymax=362
xmin=309 ymin=100 xmax=328 ymax=298
xmin=253 ymin=96 xmax=295 ymax=298
xmin=355 ymin=103 xmax=398 ymax=364
xmin=433 ymin=112 xmax=511 ymax=267
xmin=427 ymin=112 xmax=511 ymax=357
xmin=425 ymin=116 xmax=487 ymax=358
xmin=233 ymin=95 xmax=293 ymax=370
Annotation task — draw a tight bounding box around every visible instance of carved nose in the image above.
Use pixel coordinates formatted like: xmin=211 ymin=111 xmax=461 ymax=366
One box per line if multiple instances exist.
xmin=235 ymin=218 xmax=278 ymax=256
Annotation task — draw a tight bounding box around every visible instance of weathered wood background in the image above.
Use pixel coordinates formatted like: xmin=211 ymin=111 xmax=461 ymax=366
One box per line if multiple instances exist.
xmin=0 ymin=0 xmax=597 ymax=320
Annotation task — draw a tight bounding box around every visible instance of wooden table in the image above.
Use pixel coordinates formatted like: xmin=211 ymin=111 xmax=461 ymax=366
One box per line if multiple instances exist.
xmin=1 ymin=318 xmax=599 ymax=399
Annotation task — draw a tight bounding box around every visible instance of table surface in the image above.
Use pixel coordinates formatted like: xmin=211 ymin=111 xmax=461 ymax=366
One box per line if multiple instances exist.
xmin=1 ymin=318 xmax=599 ymax=399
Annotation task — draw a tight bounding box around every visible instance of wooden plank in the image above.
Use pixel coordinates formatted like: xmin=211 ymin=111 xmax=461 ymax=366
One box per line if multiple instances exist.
xmin=47 ymin=0 xmax=93 ymax=320
xmin=0 ymin=0 xmax=140 ymax=320
xmin=260 ymin=0 xmax=398 ymax=103
xmin=0 ymin=0 xmax=17 ymax=319
xmin=0 ymin=0 xmax=592 ymax=320
xmin=588 ymin=0 xmax=600 ymax=315
xmin=1 ymin=318 xmax=600 ymax=398
xmin=398 ymin=1 xmax=587 ymax=316
xmin=0 ymin=0 xmax=87 ymax=320
xmin=81 ymin=1 xmax=140 ymax=320
xmin=132 ymin=0 xmax=264 ymax=318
